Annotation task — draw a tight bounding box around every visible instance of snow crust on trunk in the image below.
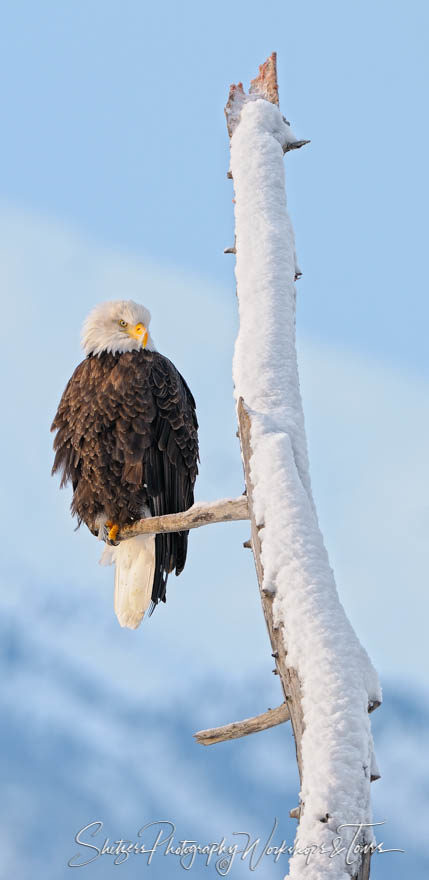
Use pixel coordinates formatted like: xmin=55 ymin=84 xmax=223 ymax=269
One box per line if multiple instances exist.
xmin=230 ymin=99 xmax=381 ymax=880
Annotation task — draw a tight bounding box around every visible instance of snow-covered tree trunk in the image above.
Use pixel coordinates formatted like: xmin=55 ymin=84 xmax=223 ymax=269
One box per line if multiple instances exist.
xmin=225 ymin=54 xmax=382 ymax=880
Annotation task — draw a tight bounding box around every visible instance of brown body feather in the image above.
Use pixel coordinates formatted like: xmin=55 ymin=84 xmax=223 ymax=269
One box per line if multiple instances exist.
xmin=51 ymin=349 xmax=199 ymax=606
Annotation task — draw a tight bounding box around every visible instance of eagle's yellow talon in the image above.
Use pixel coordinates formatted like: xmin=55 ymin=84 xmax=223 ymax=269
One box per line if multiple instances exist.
xmin=108 ymin=523 xmax=119 ymax=542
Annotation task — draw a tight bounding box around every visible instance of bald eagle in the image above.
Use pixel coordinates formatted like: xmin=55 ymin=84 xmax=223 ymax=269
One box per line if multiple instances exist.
xmin=51 ymin=300 xmax=199 ymax=629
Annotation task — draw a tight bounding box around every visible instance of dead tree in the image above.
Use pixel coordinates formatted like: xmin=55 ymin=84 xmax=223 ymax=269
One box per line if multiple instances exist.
xmin=117 ymin=53 xmax=382 ymax=880
xmin=223 ymin=53 xmax=381 ymax=880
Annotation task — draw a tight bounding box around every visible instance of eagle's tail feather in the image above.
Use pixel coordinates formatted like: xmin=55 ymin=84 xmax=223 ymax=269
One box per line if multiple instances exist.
xmin=100 ymin=534 xmax=155 ymax=629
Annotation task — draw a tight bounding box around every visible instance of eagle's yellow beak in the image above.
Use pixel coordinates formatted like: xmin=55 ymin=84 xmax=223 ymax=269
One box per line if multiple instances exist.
xmin=128 ymin=322 xmax=148 ymax=348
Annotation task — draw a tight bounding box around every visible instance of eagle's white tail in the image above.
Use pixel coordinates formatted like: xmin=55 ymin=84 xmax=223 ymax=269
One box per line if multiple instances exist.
xmin=100 ymin=534 xmax=155 ymax=629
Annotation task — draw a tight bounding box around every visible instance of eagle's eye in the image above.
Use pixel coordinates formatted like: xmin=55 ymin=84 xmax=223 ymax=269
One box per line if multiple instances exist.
xmin=118 ymin=319 xmax=128 ymax=328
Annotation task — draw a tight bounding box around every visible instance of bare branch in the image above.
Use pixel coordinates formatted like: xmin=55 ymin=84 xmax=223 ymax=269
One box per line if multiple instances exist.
xmin=194 ymin=703 xmax=290 ymax=746
xmin=117 ymin=496 xmax=249 ymax=540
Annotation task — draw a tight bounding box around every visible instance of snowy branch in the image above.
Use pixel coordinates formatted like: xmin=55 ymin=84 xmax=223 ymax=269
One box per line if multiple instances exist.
xmin=117 ymin=496 xmax=249 ymax=540
xmin=226 ymin=52 xmax=381 ymax=880
xmin=194 ymin=702 xmax=290 ymax=746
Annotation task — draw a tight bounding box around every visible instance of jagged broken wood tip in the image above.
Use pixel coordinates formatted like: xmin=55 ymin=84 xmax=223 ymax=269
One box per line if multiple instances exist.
xmin=249 ymin=51 xmax=279 ymax=105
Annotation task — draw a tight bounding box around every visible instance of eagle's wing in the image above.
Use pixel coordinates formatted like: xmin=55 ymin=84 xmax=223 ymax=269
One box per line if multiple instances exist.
xmin=145 ymin=352 xmax=199 ymax=605
xmin=51 ymin=355 xmax=116 ymax=495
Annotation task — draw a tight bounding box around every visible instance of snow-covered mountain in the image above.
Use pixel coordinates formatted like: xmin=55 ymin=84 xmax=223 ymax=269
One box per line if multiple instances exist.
xmin=0 ymin=562 xmax=426 ymax=880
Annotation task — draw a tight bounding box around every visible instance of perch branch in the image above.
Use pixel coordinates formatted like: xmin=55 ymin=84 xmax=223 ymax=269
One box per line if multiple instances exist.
xmin=117 ymin=496 xmax=249 ymax=540
xmin=194 ymin=702 xmax=290 ymax=746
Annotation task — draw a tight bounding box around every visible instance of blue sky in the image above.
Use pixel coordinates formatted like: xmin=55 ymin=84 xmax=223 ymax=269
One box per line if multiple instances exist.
xmin=0 ymin=3 xmax=428 ymax=875
xmin=1 ymin=0 xmax=428 ymax=375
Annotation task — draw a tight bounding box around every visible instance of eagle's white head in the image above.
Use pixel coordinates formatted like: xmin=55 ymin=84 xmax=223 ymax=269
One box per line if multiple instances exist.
xmin=81 ymin=300 xmax=156 ymax=357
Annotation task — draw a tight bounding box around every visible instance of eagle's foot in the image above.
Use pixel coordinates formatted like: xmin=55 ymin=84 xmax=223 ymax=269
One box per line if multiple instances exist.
xmin=105 ymin=520 xmax=120 ymax=545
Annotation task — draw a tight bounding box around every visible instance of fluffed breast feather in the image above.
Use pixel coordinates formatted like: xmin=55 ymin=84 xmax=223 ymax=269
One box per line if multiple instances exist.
xmin=51 ymin=349 xmax=199 ymax=606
